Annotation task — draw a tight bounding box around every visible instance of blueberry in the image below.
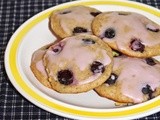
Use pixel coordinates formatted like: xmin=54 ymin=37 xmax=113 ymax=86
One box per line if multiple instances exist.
xmin=142 ymin=84 xmax=153 ymax=99
xmin=90 ymin=12 xmax=102 ymax=17
xmin=60 ymin=11 xmax=71 ymax=14
xmin=52 ymin=45 xmax=62 ymax=55
xmin=82 ymin=38 xmax=95 ymax=44
xmin=130 ymin=38 xmax=145 ymax=52
xmin=147 ymin=27 xmax=159 ymax=32
xmin=57 ymin=70 xmax=73 ymax=85
xmin=73 ymin=27 xmax=87 ymax=33
xmin=90 ymin=61 xmax=105 ymax=74
xmin=52 ymin=48 xmax=59 ymax=52
xmin=105 ymin=73 xmax=118 ymax=85
xmin=104 ymin=28 xmax=116 ymax=39
xmin=142 ymin=85 xmax=151 ymax=94
xmin=145 ymin=58 xmax=156 ymax=66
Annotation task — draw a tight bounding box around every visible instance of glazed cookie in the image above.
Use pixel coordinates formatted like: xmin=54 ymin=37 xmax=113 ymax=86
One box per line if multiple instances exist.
xmin=43 ymin=35 xmax=113 ymax=93
xmin=49 ymin=5 xmax=101 ymax=38
xmin=95 ymin=55 xmax=160 ymax=104
xmin=92 ymin=11 xmax=160 ymax=57
xmin=30 ymin=44 xmax=52 ymax=88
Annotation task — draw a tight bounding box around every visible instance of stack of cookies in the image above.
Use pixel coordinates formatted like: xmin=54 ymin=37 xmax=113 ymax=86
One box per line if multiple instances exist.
xmin=30 ymin=5 xmax=160 ymax=105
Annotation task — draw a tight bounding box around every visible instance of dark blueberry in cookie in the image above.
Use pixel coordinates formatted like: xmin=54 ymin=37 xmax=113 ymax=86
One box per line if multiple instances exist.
xmin=147 ymin=28 xmax=159 ymax=32
xmin=60 ymin=11 xmax=71 ymax=14
xmin=90 ymin=12 xmax=102 ymax=17
xmin=52 ymin=45 xmax=62 ymax=55
xmin=145 ymin=58 xmax=156 ymax=66
xmin=146 ymin=24 xmax=159 ymax=32
xmin=130 ymin=38 xmax=145 ymax=52
xmin=73 ymin=27 xmax=87 ymax=33
xmin=142 ymin=85 xmax=151 ymax=94
xmin=142 ymin=84 xmax=153 ymax=99
xmin=57 ymin=70 xmax=73 ymax=85
xmin=91 ymin=61 xmax=105 ymax=74
xmin=105 ymin=73 xmax=118 ymax=85
xmin=104 ymin=28 xmax=116 ymax=39
xmin=82 ymin=38 xmax=95 ymax=44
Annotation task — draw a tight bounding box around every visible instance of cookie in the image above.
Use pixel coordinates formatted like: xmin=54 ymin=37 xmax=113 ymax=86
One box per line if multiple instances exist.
xmin=92 ymin=11 xmax=160 ymax=57
xmin=43 ymin=34 xmax=113 ymax=93
xmin=95 ymin=55 xmax=160 ymax=104
xmin=49 ymin=5 xmax=101 ymax=38
xmin=30 ymin=44 xmax=52 ymax=88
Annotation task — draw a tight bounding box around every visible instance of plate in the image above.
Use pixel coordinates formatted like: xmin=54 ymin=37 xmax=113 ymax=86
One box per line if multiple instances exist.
xmin=5 ymin=0 xmax=160 ymax=119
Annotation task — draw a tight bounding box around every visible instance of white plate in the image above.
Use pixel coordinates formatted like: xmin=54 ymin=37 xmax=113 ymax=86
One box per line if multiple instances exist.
xmin=5 ymin=0 xmax=160 ymax=119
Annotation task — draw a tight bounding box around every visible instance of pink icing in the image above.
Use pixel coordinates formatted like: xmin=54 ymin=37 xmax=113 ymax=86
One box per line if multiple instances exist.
xmin=57 ymin=6 xmax=94 ymax=34
xmin=70 ymin=73 xmax=101 ymax=85
xmin=45 ymin=36 xmax=111 ymax=85
xmin=113 ymin=56 xmax=160 ymax=103
xmin=47 ymin=38 xmax=111 ymax=71
xmin=99 ymin=12 xmax=160 ymax=50
xmin=32 ymin=50 xmax=45 ymax=61
xmin=36 ymin=60 xmax=47 ymax=76
xmin=78 ymin=73 xmax=101 ymax=85
xmin=32 ymin=49 xmax=47 ymax=77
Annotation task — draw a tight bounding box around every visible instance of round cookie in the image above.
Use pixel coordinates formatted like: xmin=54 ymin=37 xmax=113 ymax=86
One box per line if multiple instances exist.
xmin=95 ymin=55 xmax=160 ymax=104
xmin=92 ymin=11 xmax=160 ymax=57
xmin=30 ymin=44 xmax=52 ymax=88
xmin=49 ymin=5 xmax=101 ymax=38
xmin=43 ymin=34 xmax=113 ymax=93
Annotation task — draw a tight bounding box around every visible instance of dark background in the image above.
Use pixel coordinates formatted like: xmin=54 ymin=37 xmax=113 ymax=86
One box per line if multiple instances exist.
xmin=0 ymin=0 xmax=160 ymax=119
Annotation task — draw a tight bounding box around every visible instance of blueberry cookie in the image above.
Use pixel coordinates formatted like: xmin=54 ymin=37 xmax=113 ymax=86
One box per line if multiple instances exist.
xmin=30 ymin=44 xmax=52 ymax=88
xmin=49 ymin=5 xmax=101 ymax=38
xmin=43 ymin=35 xmax=113 ymax=93
xmin=95 ymin=55 xmax=160 ymax=103
xmin=92 ymin=12 xmax=160 ymax=57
